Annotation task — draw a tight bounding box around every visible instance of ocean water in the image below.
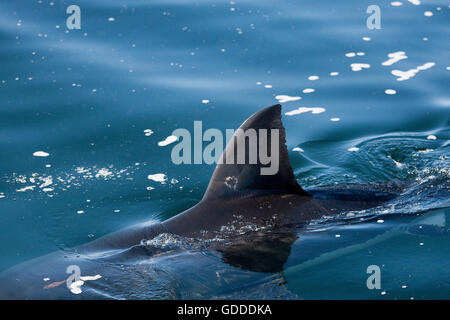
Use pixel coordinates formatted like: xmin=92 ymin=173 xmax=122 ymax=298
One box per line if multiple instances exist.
xmin=0 ymin=0 xmax=449 ymax=299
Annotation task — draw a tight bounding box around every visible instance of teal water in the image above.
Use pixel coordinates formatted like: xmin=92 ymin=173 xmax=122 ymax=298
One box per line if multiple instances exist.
xmin=0 ymin=0 xmax=449 ymax=299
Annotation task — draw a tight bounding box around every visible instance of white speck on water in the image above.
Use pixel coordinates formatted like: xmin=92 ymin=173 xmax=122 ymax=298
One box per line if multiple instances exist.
xmin=345 ymin=52 xmax=356 ymax=58
xmin=362 ymin=37 xmax=371 ymax=41
xmin=147 ymin=173 xmax=167 ymax=183
xmin=43 ymin=278 xmax=50 ymax=282
xmin=33 ymin=151 xmax=49 ymax=157
xmin=381 ymin=291 xmax=387 ymax=295
xmin=308 ymin=75 xmax=319 ymax=80
xmin=391 ymin=62 xmax=435 ymax=81
xmin=144 ymin=129 xmax=154 ymax=136
xmin=202 ymin=99 xmax=210 ymax=104
xmin=158 ymin=135 xmax=178 ymax=146
xmin=292 ymin=147 xmax=304 ymax=152
xmin=419 ymin=242 xmax=424 ymax=246
xmin=256 ymin=81 xmax=262 ymax=85
xmin=391 ymin=158 xmax=404 ymax=168
xmin=108 ymin=17 xmax=115 ymax=22
xmin=391 ymin=1 xmax=403 ymax=6
xmin=350 ymin=63 xmax=370 ymax=71
xmin=77 ymin=210 xmax=84 ymax=214
xmin=385 ymin=89 xmax=397 ymax=95
xmin=302 ymin=88 xmax=315 ymax=93
xmin=348 ymin=147 xmax=359 ymax=152
xmin=424 ymin=11 xmax=433 ymax=17
xmin=330 ymin=117 xmax=340 ymax=122
xmin=402 ymin=285 xmax=407 ymax=288
xmin=426 ymin=135 xmax=437 ymax=140
xmin=377 ymin=219 xmax=384 ymax=223
xmin=408 ymin=0 xmax=420 ymax=5
xmin=335 ymin=234 xmax=341 ymax=238
xmin=146 ymin=186 xmax=155 ymax=191
xmin=285 ymin=107 xmax=325 ymax=116
xmin=275 ymin=95 xmax=301 ymax=103
xmin=16 ymin=186 xmax=35 ymax=192
xmin=357 ymin=52 xmax=365 ymax=56
xmin=114 ymin=209 xmax=120 ymax=213
xmin=264 ymin=84 xmax=272 ymax=88
xmin=95 ymin=168 xmax=113 ymax=179
xmin=382 ymin=51 xmax=407 ymax=66
xmin=423 ymin=37 xmax=428 ymax=41
xmin=39 ymin=176 xmax=53 ymax=189
xmin=330 ymin=72 xmax=339 ymax=76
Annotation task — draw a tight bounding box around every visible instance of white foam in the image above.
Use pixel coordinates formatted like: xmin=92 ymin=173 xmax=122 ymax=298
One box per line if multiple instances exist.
xmin=144 ymin=129 xmax=154 ymax=136
xmin=275 ymin=95 xmax=301 ymax=103
xmin=147 ymin=173 xmax=167 ymax=183
xmin=302 ymin=88 xmax=315 ymax=93
xmin=348 ymin=147 xmax=359 ymax=152
xmin=350 ymin=63 xmax=370 ymax=71
xmin=285 ymin=107 xmax=325 ymax=116
xmin=330 ymin=118 xmax=340 ymax=122
xmin=202 ymin=99 xmax=210 ymax=104
xmin=264 ymin=84 xmax=272 ymax=88
xmin=362 ymin=37 xmax=371 ymax=41
xmin=427 ymin=135 xmax=437 ymax=140
xmin=158 ymin=135 xmax=178 ymax=146
xmin=39 ymin=176 xmax=53 ymax=189
xmin=391 ymin=62 xmax=435 ymax=81
xmin=95 ymin=168 xmax=113 ymax=179
xmin=382 ymin=51 xmax=407 ymax=66
xmin=16 ymin=186 xmax=35 ymax=192
xmin=292 ymin=147 xmax=304 ymax=152
xmin=330 ymin=72 xmax=339 ymax=76
xmin=424 ymin=11 xmax=433 ymax=17
xmin=33 ymin=151 xmax=49 ymax=157
xmin=408 ymin=0 xmax=420 ymax=5
xmin=345 ymin=52 xmax=356 ymax=58
xmin=385 ymin=89 xmax=397 ymax=95
xmin=391 ymin=1 xmax=403 ymax=6
xmin=308 ymin=75 xmax=319 ymax=81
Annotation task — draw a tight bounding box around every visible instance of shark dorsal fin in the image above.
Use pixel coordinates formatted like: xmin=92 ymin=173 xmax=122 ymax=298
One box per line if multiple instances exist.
xmin=203 ymin=104 xmax=308 ymax=200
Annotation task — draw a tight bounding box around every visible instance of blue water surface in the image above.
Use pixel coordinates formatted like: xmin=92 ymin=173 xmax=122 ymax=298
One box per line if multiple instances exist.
xmin=0 ymin=0 xmax=449 ymax=299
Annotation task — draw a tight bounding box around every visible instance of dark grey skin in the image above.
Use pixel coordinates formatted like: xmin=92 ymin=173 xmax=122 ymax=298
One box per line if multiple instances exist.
xmin=0 ymin=105 xmax=397 ymax=299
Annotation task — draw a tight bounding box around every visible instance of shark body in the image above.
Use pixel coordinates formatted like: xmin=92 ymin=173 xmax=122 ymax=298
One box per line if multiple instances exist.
xmin=0 ymin=105 xmax=397 ymax=299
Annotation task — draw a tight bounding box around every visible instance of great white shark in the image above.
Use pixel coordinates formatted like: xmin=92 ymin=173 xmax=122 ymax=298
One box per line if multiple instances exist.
xmin=0 ymin=104 xmax=399 ymax=299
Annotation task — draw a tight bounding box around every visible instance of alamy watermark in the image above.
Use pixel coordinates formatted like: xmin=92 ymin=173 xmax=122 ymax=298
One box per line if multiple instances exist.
xmin=66 ymin=5 xmax=81 ymax=30
xmin=366 ymin=265 xmax=381 ymax=290
xmin=168 ymin=122 xmax=280 ymax=176
xmin=65 ymin=265 xmax=102 ymax=294
xmin=366 ymin=5 xmax=381 ymax=29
